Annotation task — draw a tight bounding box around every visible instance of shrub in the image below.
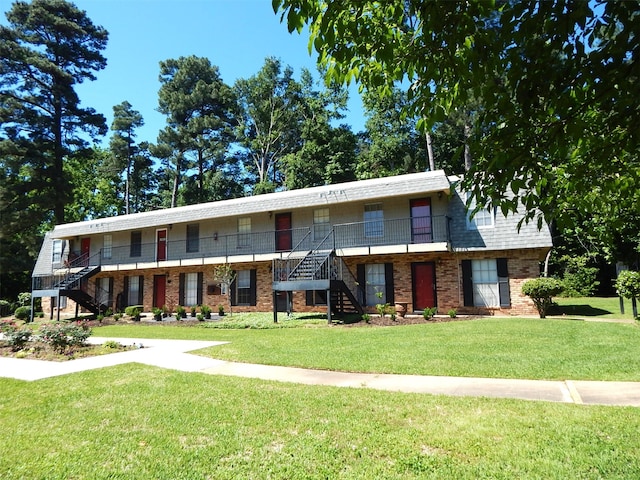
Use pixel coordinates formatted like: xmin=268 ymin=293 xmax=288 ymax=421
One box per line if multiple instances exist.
xmin=218 ymin=305 xmax=225 ymax=316
xmin=4 ymin=327 xmax=33 ymax=351
xmin=448 ymin=309 xmax=457 ymax=318
xmin=616 ymin=270 xmax=640 ymax=299
xmin=422 ymin=307 xmax=437 ymax=320
xmin=14 ymin=306 xmax=30 ymax=321
xmin=16 ymin=292 xmax=31 ymax=306
xmin=559 ymin=255 xmax=599 ymax=297
xmin=38 ymin=322 xmax=92 ymax=353
xmin=522 ymin=277 xmax=564 ymax=318
xmin=361 ymin=313 xmax=370 ymax=323
xmin=124 ymin=306 xmax=141 ymax=321
xmin=201 ymin=305 xmax=211 ymax=317
xmin=0 ymin=299 xmax=12 ymax=317
xmin=103 ymin=340 xmax=120 ymax=349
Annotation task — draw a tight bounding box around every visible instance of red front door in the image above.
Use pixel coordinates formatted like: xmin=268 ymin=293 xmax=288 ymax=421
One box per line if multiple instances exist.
xmin=275 ymin=213 xmax=292 ymax=251
xmin=153 ymin=275 xmax=166 ymax=309
xmin=81 ymin=238 xmax=91 ymax=265
xmin=412 ymin=262 xmax=436 ymax=310
xmin=410 ymin=198 xmax=432 ymax=243
xmin=156 ymin=229 xmax=167 ymax=261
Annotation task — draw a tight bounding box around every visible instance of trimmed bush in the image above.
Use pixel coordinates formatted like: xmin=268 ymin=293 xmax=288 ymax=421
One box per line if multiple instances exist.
xmin=559 ymin=255 xmax=599 ymax=297
xmin=522 ymin=277 xmax=563 ymax=318
xmin=0 ymin=299 xmax=12 ymax=317
xmin=14 ymin=306 xmax=30 ymax=321
xmin=4 ymin=326 xmax=33 ymax=351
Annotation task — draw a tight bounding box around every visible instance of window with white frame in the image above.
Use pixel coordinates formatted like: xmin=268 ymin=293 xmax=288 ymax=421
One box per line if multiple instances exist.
xmin=471 ymin=259 xmax=499 ymax=307
xmin=466 ymin=193 xmax=495 ymax=229
xmin=365 ymin=264 xmax=386 ymax=306
xmin=235 ymin=270 xmax=251 ymax=305
xmin=238 ymin=217 xmax=251 ymax=248
xmin=128 ymin=276 xmax=141 ymax=306
xmin=184 ymin=272 xmax=199 ymax=306
xmin=313 ymin=208 xmax=330 ymax=241
xmin=364 ymin=203 xmax=384 ymax=238
xmin=103 ymin=235 xmax=112 ymax=259
xmin=52 ymin=240 xmax=63 ymax=264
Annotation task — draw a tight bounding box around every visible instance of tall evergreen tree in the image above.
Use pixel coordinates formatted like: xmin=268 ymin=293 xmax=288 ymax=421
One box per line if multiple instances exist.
xmin=0 ymin=0 xmax=108 ymax=225
xmin=109 ymin=101 xmax=144 ymax=214
xmin=153 ymin=55 xmax=237 ymax=207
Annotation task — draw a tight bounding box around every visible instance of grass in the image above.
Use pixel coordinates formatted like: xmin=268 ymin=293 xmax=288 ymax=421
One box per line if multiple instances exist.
xmin=1 ymin=364 xmax=640 ymax=479
xmin=94 ymin=314 xmax=640 ymax=381
xmin=551 ymin=296 xmax=637 ymax=320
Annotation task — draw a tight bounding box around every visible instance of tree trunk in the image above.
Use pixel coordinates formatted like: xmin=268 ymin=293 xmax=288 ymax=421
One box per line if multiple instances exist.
xmin=463 ymin=122 xmax=472 ymax=172
xmin=425 ymin=130 xmax=435 ymax=171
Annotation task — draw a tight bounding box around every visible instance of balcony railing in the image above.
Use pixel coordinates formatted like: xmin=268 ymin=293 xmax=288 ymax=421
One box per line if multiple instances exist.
xmin=89 ymin=215 xmax=449 ymax=267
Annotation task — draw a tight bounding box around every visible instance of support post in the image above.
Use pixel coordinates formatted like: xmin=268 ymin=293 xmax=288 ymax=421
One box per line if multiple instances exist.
xmin=272 ymin=290 xmax=278 ymax=323
xmin=326 ymin=288 xmax=332 ymax=324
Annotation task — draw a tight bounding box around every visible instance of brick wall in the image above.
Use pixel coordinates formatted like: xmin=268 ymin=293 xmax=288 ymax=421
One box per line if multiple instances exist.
xmin=41 ymin=248 xmax=547 ymax=317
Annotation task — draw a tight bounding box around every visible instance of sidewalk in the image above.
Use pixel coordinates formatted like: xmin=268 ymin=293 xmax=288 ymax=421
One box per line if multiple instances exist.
xmin=1 ymin=337 xmax=639 ymax=407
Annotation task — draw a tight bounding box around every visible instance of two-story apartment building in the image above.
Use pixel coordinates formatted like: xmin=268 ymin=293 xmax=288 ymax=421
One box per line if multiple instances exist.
xmin=31 ymin=170 xmax=552 ymax=320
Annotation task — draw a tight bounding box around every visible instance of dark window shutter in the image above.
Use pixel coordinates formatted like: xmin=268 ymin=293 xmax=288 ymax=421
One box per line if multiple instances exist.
xmin=357 ymin=264 xmax=365 ymax=305
xmin=497 ymin=258 xmax=511 ymax=307
xmin=306 ymin=290 xmax=314 ymax=306
xmin=138 ymin=275 xmax=144 ymax=305
xmin=230 ymin=271 xmax=237 ymax=306
xmin=108 ymin=277 xmax=114 ymax=309
xmin=123 ymin=277 xmax=129 ymax=307
xmin=249 ymin=269 xmax=257 ymax=306
xmin=179 ymin=273 xmax=185 ymax=306
xmin=462 ymin=260 xmax=474 ymax=306
xmin=197 ymin=272 xmax=204 ymax=305
xmin=385 ymin=263 xmax=395 ymax=304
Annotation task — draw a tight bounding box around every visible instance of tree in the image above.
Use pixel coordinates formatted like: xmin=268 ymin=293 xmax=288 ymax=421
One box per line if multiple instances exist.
xmin=274 ymin=1 xmax=639 ymax=252
xmin=0 ymin=0 xmax=108 ymax=225
xmin=154 ymin=56 xmax=237 ymax=207
xmin=281 ymin=68 xmax=357 ymax=188
xmin=615 ymin=270 xmax=640 ymax=319
xmin=356 ymin=87 xmax=426 ymax=179
xmin=522 ymin=278 xmax=564 ymax=319
xmin=235 ymin=57 xmax=304 ymax=192
xmin=109 ymin=101 xmax=144 ymax=214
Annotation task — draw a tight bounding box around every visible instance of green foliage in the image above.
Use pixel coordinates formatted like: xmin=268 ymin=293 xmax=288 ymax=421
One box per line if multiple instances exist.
xmin=124 ymin=306 xmax=141 ymax=320
xmin=423 ymin=307 xmax=437 ymax=320
xmin=13 ymin=306 xmax=30 ymax=321
xmin=448 ymin=309 xmax=457 ymax=318
xmin=522 ymin=278 xmax=564 ymax=318
xmin=361 ymin=313 xmax=370 ymax=323
xmin=200 ymin=305 xmax=211 ymax=316
xmin=0 ymin=300 xmax=11 ymax=317
xmin=274 ymin=0 xmax=640 ymax=263
xmin=16 ymin=292 xmax=30 ymax=306
xmin=558 ymin=255 xmax=600 ymax=297
xmin=38 ymin=322 xmax=92 ymax=353
xmin=616 ymin=271 xmax=640 ymax=299
xmin=103 ymin=340 xmax=121 ymax=349
xmin=2 ymin=323 xmax=33 ymax=352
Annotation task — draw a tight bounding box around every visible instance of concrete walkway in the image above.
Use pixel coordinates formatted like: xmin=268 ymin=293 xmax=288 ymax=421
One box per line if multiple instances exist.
xmin=1 ymin=337 xmax=640 ymax=407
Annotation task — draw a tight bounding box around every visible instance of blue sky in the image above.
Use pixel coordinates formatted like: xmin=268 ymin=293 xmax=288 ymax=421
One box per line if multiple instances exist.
xmin=0 ymin=0 xmax=366 ymax=144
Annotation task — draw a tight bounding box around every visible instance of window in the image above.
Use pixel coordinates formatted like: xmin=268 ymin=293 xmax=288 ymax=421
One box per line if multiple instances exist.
xmin=306 ymin=290 xmax=327 ymax=306
xmin=103 ymin=235 xmax=112 ymax=259
xmin=52 ymin=240 xmax=63 ymax=264
xmin=127 ymin=275 xmax=142 ymax=306
xmin=52 ymin=296 xmax=67 ymax=309
xmin=364 ymin=264 xmax=386 ymax=305
xmin=364 ymin=203 xmax=384 ymax=238
xmin=462 ymin=259 xmax=510 ymax=308
xmin=186 ymin=224 xmax=199 ymax=253
xmin=238 ymin=217 xmax=251 ymax=248
xmin=95 ymin=277 xmax=112 ymax=307
xmin=313 ymin=208 xmax=330 ymax=241
xmin=231 ymin=269 xmax=256 ymax=306
xmin=466 ymin=194 xmax=494 ymax=229
xmin=184 ymin=272 xmax=199 ymax=306
xmin=236 ymin=270 xmax=251 ymax=305
xmin=472 ymin=259 xmax=499 ymax=307
xmin=130 ymin=231 xmax=142 ymax=257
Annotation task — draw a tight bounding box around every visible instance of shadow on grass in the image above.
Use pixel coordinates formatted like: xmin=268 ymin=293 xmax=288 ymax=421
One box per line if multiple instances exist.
xmin=549 ymin=304 xmax=612 ymax=317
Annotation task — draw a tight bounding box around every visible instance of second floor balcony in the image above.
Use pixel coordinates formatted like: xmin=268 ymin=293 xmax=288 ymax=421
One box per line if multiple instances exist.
xmin=94 ymin=215 xmax=450 ymax=269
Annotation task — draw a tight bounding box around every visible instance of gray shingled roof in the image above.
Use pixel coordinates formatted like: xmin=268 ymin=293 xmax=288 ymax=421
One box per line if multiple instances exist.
xmin=51 ymin=170 xmax=452 ymax=238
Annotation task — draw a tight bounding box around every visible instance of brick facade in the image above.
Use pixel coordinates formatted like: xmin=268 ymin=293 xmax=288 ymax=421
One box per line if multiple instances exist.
xmin=46 ymin=248 xmax=546 ymax=317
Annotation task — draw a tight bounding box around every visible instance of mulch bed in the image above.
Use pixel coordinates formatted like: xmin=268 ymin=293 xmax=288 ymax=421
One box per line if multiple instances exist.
xmin=0 ymin=341 xmax=135 ymax=361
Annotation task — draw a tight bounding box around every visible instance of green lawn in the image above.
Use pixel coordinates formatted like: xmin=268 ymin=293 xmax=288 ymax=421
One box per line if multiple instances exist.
xmin=96 ymin=316 xmax=640 ymax=381
xmin=551 ymin=296 xmax=637 ymax=320
xmin=1 ymin=365 xmax=639 ymax=479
